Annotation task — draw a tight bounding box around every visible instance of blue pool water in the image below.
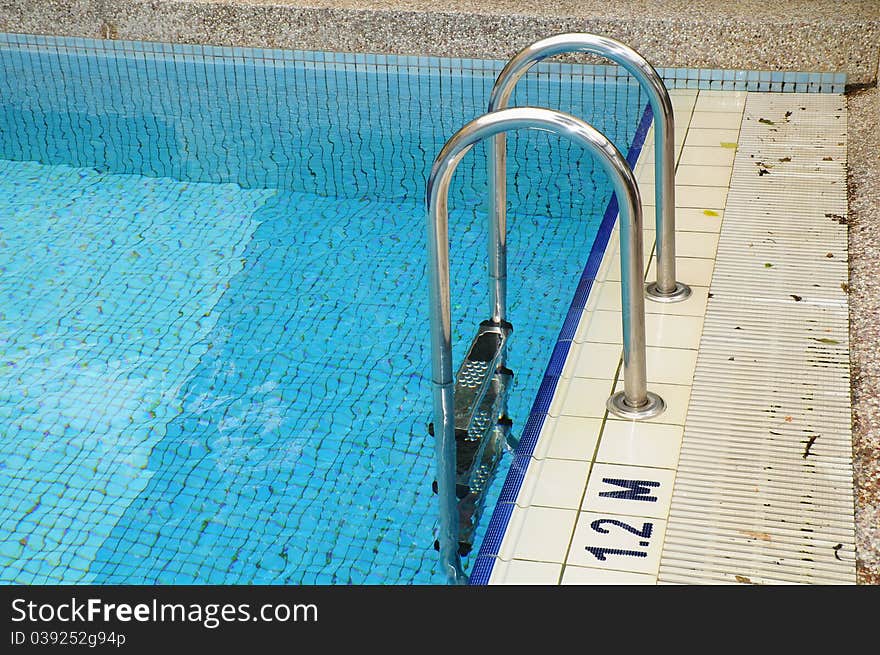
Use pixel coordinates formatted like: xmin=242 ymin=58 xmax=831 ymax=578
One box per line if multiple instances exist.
xmin=0 ymin=35 xmax=647 ymax=583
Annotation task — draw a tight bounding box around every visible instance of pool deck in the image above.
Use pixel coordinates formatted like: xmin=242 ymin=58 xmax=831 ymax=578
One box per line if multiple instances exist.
xmin=1 ymin=0 xmax=878 ymax=584
xmin=484 ymin=88 xmax=860 ymax=585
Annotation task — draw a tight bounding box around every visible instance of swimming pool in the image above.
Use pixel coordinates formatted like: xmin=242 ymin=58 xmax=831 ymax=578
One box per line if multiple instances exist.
xmin=0 ymin=35 xmax=647 ymax=584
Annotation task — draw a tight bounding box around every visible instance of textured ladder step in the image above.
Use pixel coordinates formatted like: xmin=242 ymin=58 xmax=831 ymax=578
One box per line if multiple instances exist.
xmin=453 ymin=320 xmax=512 ymax=434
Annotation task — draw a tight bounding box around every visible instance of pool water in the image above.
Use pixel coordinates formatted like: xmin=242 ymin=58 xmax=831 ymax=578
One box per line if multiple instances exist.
xmin=0 ymin=36 xmax=647 ymax=583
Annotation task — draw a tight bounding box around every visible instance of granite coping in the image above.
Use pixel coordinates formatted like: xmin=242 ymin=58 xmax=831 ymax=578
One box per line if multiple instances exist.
xmin=846 ymin=85 xmax=880 ymax=585
xmin=0 ymin=0 xmax=878 ymax=83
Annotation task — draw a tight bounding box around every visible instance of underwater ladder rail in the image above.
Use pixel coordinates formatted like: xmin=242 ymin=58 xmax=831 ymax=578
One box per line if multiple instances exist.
xmin=426 ymin=107 xmax=667 ymax=585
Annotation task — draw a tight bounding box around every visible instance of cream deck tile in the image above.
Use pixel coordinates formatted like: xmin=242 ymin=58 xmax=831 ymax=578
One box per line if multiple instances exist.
xmin=561 ymin=565 xmax=656 ymax=585
xmin=689 ymin=110 xmax=746 ymax=130
xmin=683 ymin=128 xmax=742 ymax=147
xmin=675 ymin=164 xmax=733 ymax=187
xmin=639 ymin=183 xmax=729 ymax=209
xmin=636 ymin=162 xmax=733 ymax=186
xmin=647 ymin=256 xmax=715 ymax=286
xmin=574 ymin=309 xmax=621 ymax=344
xmin=694 ymin=90 xmax=747 ymax=106
xmin=598 ymin=280 xmax=710 ymax=316
xmin=646 ymin=284 xmax=710 ymax=316
xmin=549 ymin=375 xmax=615 ymax=418
xmin=597 ymin=421 xmax=684 ymax=469
xmin=645 ymin=346 xmax=699 ymax=385
xmin=674 ymin=231 xmax=720 ymax=258
xmin=497 ymin=505 xmax=578 ymax=563
xmin=679 ymin=146 xmax=737 ymax=167
xmin=564 ymin=339 xmax=622 ymax=380
xmin=567 ymin=511 xmax=669 ymax=575
xmin=580 ymin=463 xmax=677 ymax=519
xmin=673 ymin=185 xmax=729 ymax=209
xmin=645 ymin=313 xmax=705 ymax=350
xmin=489 ymin=559 xmax=562 ymax=585
xmin=603 ymin=251 xmax=656 ymax=281
xmin=531 ymin=415 xmax=603 ymax=461
xmin=517 ymin=457 xmax=591 ymax=510
xmin=673 ymin=207 xmax=724 ymax=233
xmin=611 ymin=381 xmax=693 ymax=426
xmin=643 ymin=128 xmax=688 ymax=147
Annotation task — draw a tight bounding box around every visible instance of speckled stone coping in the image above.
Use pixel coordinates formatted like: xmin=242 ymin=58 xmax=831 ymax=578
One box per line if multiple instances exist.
xmin=0 ymin=0 xmax=878 ymax=84
xmin=846 ymin=85 xmax=880 ymax=585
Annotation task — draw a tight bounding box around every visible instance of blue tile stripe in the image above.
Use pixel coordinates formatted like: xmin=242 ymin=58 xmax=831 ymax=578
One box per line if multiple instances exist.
xmin=0 ymin=32 xmax=848 ymax=93
xmin=468 ymin=102 xmax=654 ymax=585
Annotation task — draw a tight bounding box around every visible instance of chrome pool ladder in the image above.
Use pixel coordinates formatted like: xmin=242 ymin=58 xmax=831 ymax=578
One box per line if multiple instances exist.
xmin=429 ymin=319 xmax=514 ymax=559
xmin=426 ymin=107 xmax=665 ymax=585
xmin=488 ymin=33 xmax=691 ymax=309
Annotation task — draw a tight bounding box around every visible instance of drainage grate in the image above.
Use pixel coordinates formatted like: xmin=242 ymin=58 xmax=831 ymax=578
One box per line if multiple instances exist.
xmin=658 ymin=94 xmax=856 ymax=585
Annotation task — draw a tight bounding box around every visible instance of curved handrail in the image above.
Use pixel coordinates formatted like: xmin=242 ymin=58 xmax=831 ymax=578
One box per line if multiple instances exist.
xmin=426 ymin=107 xmax=665 ymax=585
xmin=487 ymin=33 xmax=691 ymax=324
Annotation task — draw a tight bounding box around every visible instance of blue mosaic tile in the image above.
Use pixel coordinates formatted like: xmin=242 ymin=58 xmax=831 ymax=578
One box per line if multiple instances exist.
xmin=0 ymin=33 xmax=652 ymax=585
xmin=545 ymin=341 xmax=572 ymax=378
xmin=468 ymin=554 xmax=498 ymax=584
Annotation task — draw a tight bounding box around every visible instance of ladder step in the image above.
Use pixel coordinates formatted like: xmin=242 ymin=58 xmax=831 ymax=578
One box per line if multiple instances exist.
xmin=453 ymin=320 xmax=512 ymax=434
xmin=457 ymin=418 xmax=514 ymax=555
xmin=431 ymin=319 xmax=515 ymax=558
xmin=456 ymin=367 xmax=513 ymax=478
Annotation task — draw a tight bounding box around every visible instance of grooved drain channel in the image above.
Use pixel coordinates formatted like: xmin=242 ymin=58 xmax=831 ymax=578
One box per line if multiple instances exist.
xmin=658 ymin=94 xmax=856 ymax=584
